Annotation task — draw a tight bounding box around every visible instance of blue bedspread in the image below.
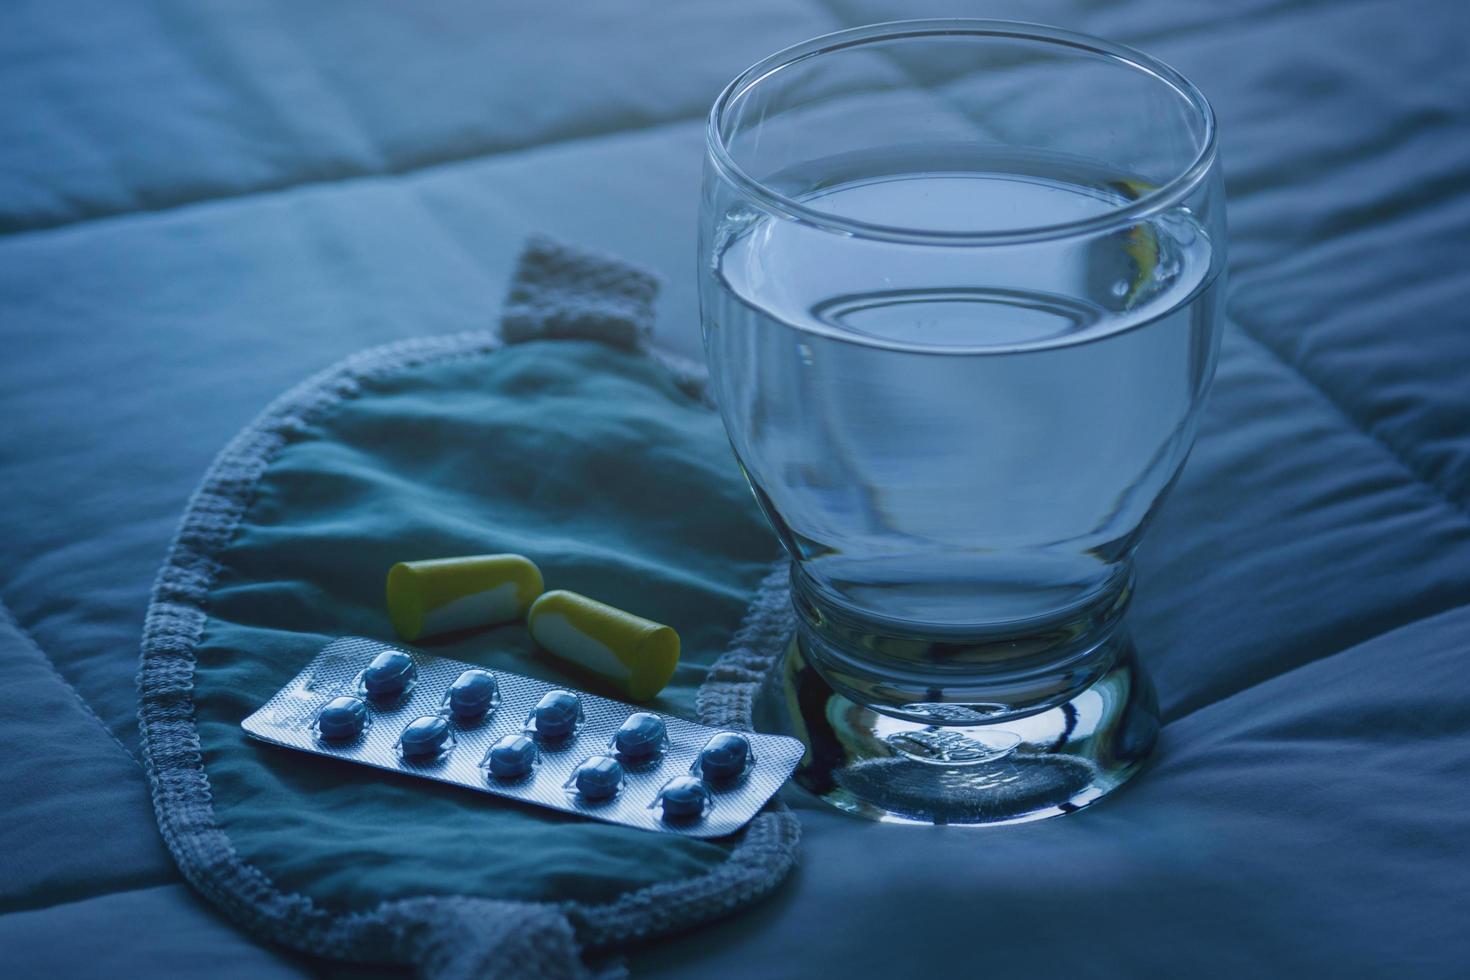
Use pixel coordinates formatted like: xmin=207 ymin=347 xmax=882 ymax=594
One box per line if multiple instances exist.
xmin=2 ymin=1 xmax=1467 ymax=977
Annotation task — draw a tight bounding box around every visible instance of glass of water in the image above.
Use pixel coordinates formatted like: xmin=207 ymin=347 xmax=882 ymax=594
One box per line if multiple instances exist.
xmin=698 ymin=20 xmax=1224 ymax=824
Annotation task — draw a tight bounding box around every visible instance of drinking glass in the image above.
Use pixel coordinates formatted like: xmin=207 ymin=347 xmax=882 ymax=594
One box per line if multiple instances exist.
xmin=698 ymin=20 xmax=1225 ymax=824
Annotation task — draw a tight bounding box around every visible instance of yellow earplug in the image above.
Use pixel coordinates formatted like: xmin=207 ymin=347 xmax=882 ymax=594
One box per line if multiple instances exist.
xmin=386 ymin=554 xmax=543 ymax=641
xmin=528 ymin=590 xmax=680 ymax=701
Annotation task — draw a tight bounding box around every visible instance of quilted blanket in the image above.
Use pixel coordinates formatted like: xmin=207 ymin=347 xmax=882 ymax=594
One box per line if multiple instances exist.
xmin=2 ymin=1 xmax=1466 ymax=977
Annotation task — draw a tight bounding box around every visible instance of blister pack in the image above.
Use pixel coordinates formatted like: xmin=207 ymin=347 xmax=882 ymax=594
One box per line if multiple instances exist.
xmin=241 ymin=636 xmax=803 ymax=837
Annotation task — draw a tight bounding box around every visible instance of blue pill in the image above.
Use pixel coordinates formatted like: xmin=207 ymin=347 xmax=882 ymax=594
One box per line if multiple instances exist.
xmin=658 ymin=776 xmax=711 ymax=821
xmin=699 ymin=732 xmax=751 ymax=782
xmin=574 ymin=755 xmax=624 ymax=801
xmin=399 ymin=715 xmax=451 ymax=758
xmin=487 ymin=734 xmax=536 ymax=780
xmin=316 ymin=696 xmax=367 ymax=740
xmin=614 ymin=712 xmax=667 ymax=760
xmin=447 ymin=669 xmax=498 ymax=718
xmin=533 ymin=690 xmax=580 ymax=738
xmin=362 ymin=650 xmax=415 ymax=698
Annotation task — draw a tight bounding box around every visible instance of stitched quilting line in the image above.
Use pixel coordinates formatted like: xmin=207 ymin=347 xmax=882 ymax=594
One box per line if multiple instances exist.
xmin=0 ymin=595 xmax=141 ymax=767
xmin=1227 ymin=316 xmax=1470 ymax=522
xmin=0 ymin=0 xmax=1359 ymax=242
xmin=1150 ymin=317 xmax=1470 ymax=730
xmin=0 ymin=109 xmax=713 ymax=240
xmin=1165 ymin=597 xmax=1470 ymax=731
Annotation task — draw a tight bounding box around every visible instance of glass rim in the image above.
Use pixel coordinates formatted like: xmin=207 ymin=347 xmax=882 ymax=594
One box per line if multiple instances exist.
xmin=706 ymin=19 xmax=1219 ymax=247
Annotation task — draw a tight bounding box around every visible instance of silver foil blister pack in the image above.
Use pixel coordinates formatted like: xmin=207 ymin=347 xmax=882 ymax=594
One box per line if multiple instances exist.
xmin=241 ymin=636 xmax=802 ymax=837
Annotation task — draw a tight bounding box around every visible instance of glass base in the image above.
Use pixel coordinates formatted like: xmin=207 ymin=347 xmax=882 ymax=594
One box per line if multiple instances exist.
xmin=759 ymin=632 xmax=1159 ymax=825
